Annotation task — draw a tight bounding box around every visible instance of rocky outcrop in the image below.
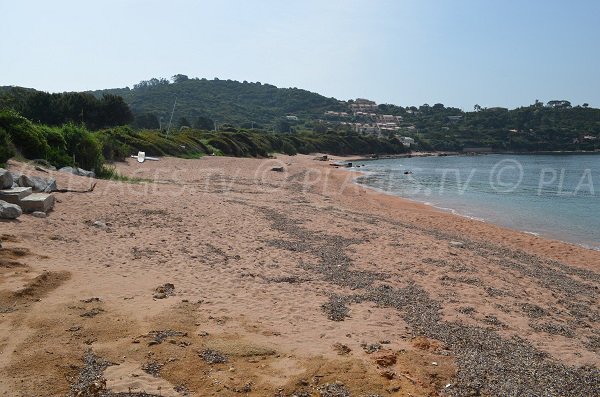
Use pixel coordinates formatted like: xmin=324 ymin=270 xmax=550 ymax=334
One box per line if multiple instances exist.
xmin=0 ymin=200 xmax=22 ymax=219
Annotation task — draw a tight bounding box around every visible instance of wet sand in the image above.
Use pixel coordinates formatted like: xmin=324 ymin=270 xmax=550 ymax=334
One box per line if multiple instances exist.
xmin=0 ymin=154 xmax=598 ymax=396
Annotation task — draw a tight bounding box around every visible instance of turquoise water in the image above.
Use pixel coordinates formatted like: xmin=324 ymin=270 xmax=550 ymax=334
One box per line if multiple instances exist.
xmin=354 ymin=153 xmax=600 ymax=250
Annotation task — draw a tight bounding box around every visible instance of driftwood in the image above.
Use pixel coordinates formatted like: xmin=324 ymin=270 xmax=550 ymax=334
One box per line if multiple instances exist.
xmin=54 ymin=182 xmax=97 ymax=194
xmin=34 ymin=166 xmax=50 ymax=173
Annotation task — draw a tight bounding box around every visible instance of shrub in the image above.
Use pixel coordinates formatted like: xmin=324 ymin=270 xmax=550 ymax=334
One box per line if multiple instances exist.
xmin=0 ymin=109 xmax=48 ymax=159
xmin=39 ymin=125 xmax=74 ymax=167
xmin=61 ymin=123 xmax=104 ymax=172
xmin=0 ymin=127 xmax=15 ymax=166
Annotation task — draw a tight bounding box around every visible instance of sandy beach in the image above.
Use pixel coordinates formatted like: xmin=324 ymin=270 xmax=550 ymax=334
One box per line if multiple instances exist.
xmin=1 ymin=154 xmax=598 ymax=396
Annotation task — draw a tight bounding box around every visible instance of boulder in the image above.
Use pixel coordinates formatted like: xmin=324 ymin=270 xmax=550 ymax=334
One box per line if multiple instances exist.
xmin=17 ymin=175 xmax=57 ymax=193
xmin=19 ymin=193 xmax=55 ymax=213
xmin=77 ymin=168 xmax=95 ymax=178
xmin=0 ymin=200 xmax=22 ymax=219
xmin=0 ymin=168 xmax=13 ymax=189
xmin=58 ymin=166 xmax=76 ymax=175
xmin=59 ymin=166 xmax=95 ymax=178
xmin=45 ymin=178 xmax=58 ymax=192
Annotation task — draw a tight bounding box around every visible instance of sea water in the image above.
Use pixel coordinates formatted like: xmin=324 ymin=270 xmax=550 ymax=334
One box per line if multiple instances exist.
xmin=354 ymin=153 xmax=600 ymax=250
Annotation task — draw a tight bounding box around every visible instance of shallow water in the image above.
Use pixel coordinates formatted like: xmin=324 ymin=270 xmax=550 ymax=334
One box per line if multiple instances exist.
xmin=355 ymin=153 xmax=600 ymax=250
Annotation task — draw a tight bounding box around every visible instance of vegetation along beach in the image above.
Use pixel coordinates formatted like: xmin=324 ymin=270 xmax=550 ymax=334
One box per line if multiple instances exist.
xmin=1 ymin=1 xmax=600 ymax=396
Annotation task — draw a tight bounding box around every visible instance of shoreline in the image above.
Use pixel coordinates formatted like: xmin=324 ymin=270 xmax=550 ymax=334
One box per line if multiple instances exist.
xmin=348 ymin=149 xmax=600 ymax=163
xmin=349 ymin=170 xmax=600 ymax=253
xmin=324 ymin=154 xmax=600 ymax=270
xmin=336 ymin=152 xmax=600 ymax=253
xmin=1 ymin=155 xmax=598 ymax=396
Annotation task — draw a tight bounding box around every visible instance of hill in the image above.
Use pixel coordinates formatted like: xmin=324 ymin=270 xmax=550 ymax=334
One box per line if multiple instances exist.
xmin=2 ymin=76 xmax=600 ymax=153
xmin=90 ymin=75 xmax=347 ymax=130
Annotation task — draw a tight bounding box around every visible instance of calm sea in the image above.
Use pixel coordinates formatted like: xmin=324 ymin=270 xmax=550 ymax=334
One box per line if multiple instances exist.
xmin=354 ymin=153 xmax=600 ymax=250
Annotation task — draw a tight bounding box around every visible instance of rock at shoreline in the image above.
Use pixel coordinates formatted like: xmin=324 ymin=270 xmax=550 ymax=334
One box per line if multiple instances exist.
xmin=17 ymin=175 xmax=57 ymax=193
xmin=59 ymin=166 xmax=96 ymax=178
xmin=0 ymin=168 xmax=13 ymax=189
xmin=0 ymin=200 xmax=22 ymax=219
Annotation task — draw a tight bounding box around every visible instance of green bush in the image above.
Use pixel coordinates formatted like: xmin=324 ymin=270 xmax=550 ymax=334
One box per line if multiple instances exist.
xmin=0 ymin=127 xmax=15 ymax=166
xmin=61 ymin=123 xmax=104 ymax=172
xmin=0 ymin=109 xmax=48 ymax=159
xmin=39 ymin=125 xmax=74 ymax=167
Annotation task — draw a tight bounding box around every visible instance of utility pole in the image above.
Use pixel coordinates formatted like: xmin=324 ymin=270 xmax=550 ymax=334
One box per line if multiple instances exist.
xmin=166 ymin=97 xmax=177 ymax=135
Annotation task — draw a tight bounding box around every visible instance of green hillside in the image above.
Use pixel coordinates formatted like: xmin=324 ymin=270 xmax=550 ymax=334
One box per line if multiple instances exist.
xmin=90 ymin=75 xmax=347 ymax=130
xmin=2 ymin=76 xmax=600 ymax=154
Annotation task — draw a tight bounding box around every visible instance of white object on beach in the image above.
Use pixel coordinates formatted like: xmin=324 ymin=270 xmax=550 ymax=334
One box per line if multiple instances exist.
xmin=130 ymin=151 xmax=159 ymax=163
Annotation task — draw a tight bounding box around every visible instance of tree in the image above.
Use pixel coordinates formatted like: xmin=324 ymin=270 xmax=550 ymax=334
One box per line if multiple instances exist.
xmin=583 ymin=103 xmax=589 ymax=108
xmin=100 ymin=94 xmax=134 ymax=128
xmin=133 ymin=113 xmax=160 ymax=129
xmin=276 ymin=119 xmax=292 ymax=133
xmin=194 ymin=116 xmax=214 ymax=130
xmin=172 ymin=74 xmax=189 ymax=83
xmin=474 ymin=104 xmax=482 ymax=112
xmin=178 ymin=117 xmax=191 ymax=128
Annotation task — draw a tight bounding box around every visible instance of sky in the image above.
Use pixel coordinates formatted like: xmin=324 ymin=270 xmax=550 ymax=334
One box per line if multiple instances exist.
xmin=1 ymin=0 xmax=599 ymax=110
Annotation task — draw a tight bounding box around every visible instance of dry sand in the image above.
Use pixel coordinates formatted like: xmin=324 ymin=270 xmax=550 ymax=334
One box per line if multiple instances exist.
xmin=0 ymin=154 xmax=598 ymax=396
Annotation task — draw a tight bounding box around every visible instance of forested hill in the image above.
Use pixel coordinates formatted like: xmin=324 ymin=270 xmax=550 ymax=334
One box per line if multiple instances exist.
xmin=2 ymin=76 xmax=600 ymax=152
xmin=90 ymin=75 xmax=347 ymax=129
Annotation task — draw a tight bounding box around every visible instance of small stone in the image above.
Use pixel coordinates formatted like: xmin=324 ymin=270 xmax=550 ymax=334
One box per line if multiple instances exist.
xmin=31 ymin=211 xmax=47 ymax=218
xmin=92 ymin=220 xmax=107 ymax=229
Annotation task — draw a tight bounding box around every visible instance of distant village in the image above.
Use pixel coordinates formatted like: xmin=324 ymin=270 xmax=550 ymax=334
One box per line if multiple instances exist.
xmin=321 ymin=98 xmax=416 ymax=148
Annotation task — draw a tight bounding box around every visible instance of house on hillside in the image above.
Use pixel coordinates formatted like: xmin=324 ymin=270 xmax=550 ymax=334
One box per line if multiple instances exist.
xmin=349 ymin=98 xmax=379 ymax=113
xmin=398 ymin=136 xmax=415 ymax=148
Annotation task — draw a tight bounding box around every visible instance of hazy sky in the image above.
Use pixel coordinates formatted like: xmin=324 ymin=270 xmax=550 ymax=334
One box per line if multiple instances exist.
xmin=2 ymin=0 xmax=599 ymax=110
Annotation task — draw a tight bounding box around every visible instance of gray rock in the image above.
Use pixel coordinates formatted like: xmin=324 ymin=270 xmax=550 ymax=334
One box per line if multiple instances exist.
xmin=45 ymin=178 xmax=57 ymax=192
xmin=17 ymin=175 xmax=57 ymax=193
xmin=449 ymin=241 xmax=465 ymax=248
xmin=92 ymin=220 xmax=107 ymax=229
xmin=0 ymin=168 xmax=13 ymax=189
xmin=59 ymin=166 xmax=95 ymax=178
xmin=31 ymin=211 xmax=47 ymax=218
xmin=58 ymin=166 xmax=76 ymax=175
xmin=78 ymin=168 xmax=95 ymax=178
xmin=0 ymin=200 xmax=22 ymax=219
